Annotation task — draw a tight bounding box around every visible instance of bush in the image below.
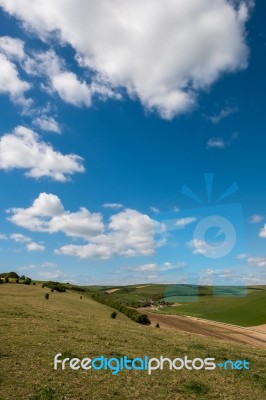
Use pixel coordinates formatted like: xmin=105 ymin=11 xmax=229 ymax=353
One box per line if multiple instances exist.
xmin=155 ymin=323 xmax=160 ymax=328
xmin=42 ymin=284 xmax=45 ymax=288
xmin=111 ymin=311 xmax=117 ymax=319
xmin=24 ymin=277 xmax=32 ymax=285
xmin=43 ymin=281 xmax=66 ymax=292
xmin=80 ymin=296 xmax=82 ymax=299
xmin=4 ymin=277 xmax=9 ymax=283
xmin=0 ymin=278 xmax=3 ymax=284
xmin=51 ymin=289 xmax=54 ymax=293
xmin=44 ymin=293 xmax=49 ymax=300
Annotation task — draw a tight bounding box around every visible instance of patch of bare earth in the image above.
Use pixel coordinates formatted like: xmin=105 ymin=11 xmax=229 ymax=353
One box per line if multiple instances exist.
xmin=104 ymin=288 xmax=120 ymax=294
xmin=138 ymin=309 xmax=266 ymax=348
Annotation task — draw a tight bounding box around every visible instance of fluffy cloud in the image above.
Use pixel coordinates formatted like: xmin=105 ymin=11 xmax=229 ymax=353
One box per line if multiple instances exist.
xmin=0 ymin=126 xmax=85 ymax=181
xmin=10 ymin=233 xmax=31 ymax=243
xmin=52 ymin=72 xmax=91 ymax=106
xmin=26 ymin=242 xmax=45 ymax=252
xmin=188 ymin=238 xmax=208 ymax=255
xmin=24 ymin=49 xmax=120 ymax=106
xmin=8 ymin=193 xmax=156 ymax=259
xmin=10 ymin=232 xmax=45 ymax=251
xmin=248 ymin=257 xmax=266 ymax=268
xmin=0 ymin=0 xmax=252 ymax=119
xmin=8 ymin=192 xmax=104 ymax=239
xmin=0 ymin=53 xmax=30 ymax=100
xmin=128 ymin=261 xmax=186 ymax=273
xmin=33 ymin=116 xmax=61 ymax=134
xmin=0 ymin=36 xmax=25 ymax=60
xmin=56 ymin=208 xmax=156 ymax=259
xmin=259 ymin=225 xmax=266 ymax=238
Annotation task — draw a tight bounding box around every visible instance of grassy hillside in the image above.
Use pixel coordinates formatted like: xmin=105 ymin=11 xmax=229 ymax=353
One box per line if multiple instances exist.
xmin=0 ymin=284 xmax=266 ymax=399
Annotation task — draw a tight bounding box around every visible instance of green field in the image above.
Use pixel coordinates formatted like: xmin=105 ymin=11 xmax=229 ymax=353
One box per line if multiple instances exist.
xmin=1 ymin=284 xmax=266 ymax=400
xmin=103 ymin=284 xmax=266 ymax=327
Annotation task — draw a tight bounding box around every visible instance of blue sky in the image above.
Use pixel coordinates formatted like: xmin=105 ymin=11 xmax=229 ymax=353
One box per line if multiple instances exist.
xmin=0 ymin=0 xmax=266 ymax=285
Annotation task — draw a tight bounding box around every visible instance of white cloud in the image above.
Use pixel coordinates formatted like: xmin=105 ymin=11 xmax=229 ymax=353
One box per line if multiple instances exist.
xmin=10 ymin=232 xmax=45 ymax=252
xmin=0 ymin=233 xmax=7 ymax=240
xmin=207 ymin=137 xmax=226 ymax=149
xmin=102 ymin=203 xmax=124 ymax=209
xmin=23 ymin=49 xmax=62 ymax=77
xmin=33 ymin=116 xmax=61 ymax=134
xmin=207 ymin=132 xmax=239 ymax=149
xmin=205 ymin=105 xmax=238 ymax=124
xmin=24 ymin=49 xmax=120 ymax=107
xmin=259 ymin=225 xmax=266 ymax=238
xmin=8 ymin=192 xmax=104 ymax=239
xmin=26 ymin=242 xmax=45 ymax=252
xmin=130 ymin=263 xmax=158 ymax=272
xmin=0 ymin=36 xmax=25 ymax=60
xmin=150 ymin=207 xmax=160 ymax=214
xmin=37 ymin=270 xmax=64 ymax=280
xmin=0 ymin=126 xmax=85 ymax=181
xmin=248 ymin=257 xmax=266 ymax=268
xmin=250 ymin=214 xmax=264 ymax=224
xmin=10 ymin=233 xmax=31 ymax=243
xmin=56 ymin=208 xmax=156 ymax=259
xmin=176 ymin=217 xmax=197 ymax=227
xmin=0 ymin=53 xmax=30 ymax=101
xmin=0 ymin=0 xmax=252 ymax=119
xmin=17 ymin=264 xmax=37 ymax=271
xmin=41 ymin=261 xmax=57 ymax=268
xmin=188 ymin=238 xmax=208 ymax=255
xmin=52 ymin=72 xmax=91 ymax=106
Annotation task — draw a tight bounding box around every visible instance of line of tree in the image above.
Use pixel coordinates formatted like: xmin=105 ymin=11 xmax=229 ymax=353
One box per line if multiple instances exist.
xmin=91 ymin=292 xmax=151 ymax=325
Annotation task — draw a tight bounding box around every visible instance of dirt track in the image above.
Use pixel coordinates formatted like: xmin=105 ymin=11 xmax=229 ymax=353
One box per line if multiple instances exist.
xmin=139 ymin=310 xmax=266 ymax=347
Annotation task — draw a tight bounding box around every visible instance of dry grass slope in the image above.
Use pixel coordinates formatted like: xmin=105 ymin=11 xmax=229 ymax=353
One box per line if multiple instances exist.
xmin=0 ymin=284 xmax=266 ymax=400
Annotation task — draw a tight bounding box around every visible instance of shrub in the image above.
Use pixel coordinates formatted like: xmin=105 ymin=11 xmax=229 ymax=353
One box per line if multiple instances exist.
xmin=80 ymin=296 xmax=82 ymax=299
xmin=4 ymin=277 xmax=9 ymax=283
xmin=111 ymin=311 xmax=117 ymax=319
xmin=42 ymin=284 xmax=45 ymax=288
xmin=51 ymin=289 xmax=54 ymax=293
xmin=155 ymin=323 xmax=160 ymax=328
xmin=0 ymin=278 xmax=3 ymax=284
xmin=24 ymin=277 xmax=32 ymax=285
xmin=44 ymin=293 xmax=49 ymax=300
xmin=33 ymin=282 xmax=36 ymax=286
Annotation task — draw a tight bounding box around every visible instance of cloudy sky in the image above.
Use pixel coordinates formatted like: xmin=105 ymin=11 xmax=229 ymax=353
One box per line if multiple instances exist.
xmin=0 ymin=0 xmax=266 ymax=286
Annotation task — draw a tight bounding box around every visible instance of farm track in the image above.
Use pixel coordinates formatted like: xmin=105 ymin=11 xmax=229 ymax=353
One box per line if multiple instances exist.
xmin=138 ymin=309 xmax=266 ymax=347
